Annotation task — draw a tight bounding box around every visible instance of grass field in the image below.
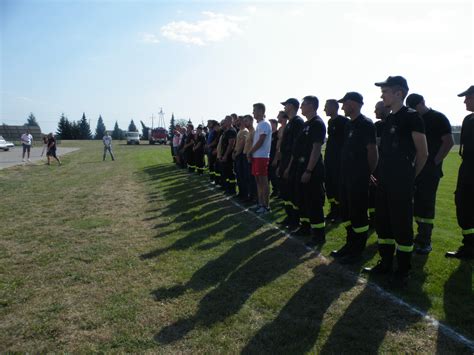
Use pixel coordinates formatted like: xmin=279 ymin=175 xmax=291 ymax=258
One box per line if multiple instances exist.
xmin=0 ymin=140 xmax=472 ymax=353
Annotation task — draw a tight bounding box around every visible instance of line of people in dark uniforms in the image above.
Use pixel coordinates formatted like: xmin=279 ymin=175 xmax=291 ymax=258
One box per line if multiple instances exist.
xmin=171 ymin=76 xmax=474 ymax=288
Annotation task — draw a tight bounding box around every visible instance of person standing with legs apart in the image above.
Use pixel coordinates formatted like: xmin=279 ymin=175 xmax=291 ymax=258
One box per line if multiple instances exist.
xmin=248 ymin=103 xmax=272 ymax=214
xmin=364 ymin=76 xmax=428 ymax=288
xmin=292 ymin=96 xmax=327 ymax=247
xmin=102 ymin=131 xmax=115 ymax=161
xmin=21 ymin=129 xmax=33 ymax=162
xmin=219 ymin=116 xmax=237 ymax=195
xmin=406 ymin=93 xmax=454 ymax=255
xmin=445 ymin=85 xmax=474 ymax=260
xmin=193 ymin=125 xmax=206 ymax=174
xmin=331 ymin=92 xmax=378 ymax=264
xmin=268 ymin=118 xmax=280 ymax=198
xmin=277 ymin=98 xmax=304 ymax=229
xmin=323 ymin=99 xmax=349 ymax=223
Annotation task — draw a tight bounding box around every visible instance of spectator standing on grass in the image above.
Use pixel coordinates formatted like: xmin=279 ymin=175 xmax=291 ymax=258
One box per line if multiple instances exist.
xmin=445 ymin=85 xmax=474 ymax=260
xmin=248 ymin=103 xmax=272 ymax=214
xmin=330 ymin=92 xmax=377 ymax=263
xmin=193 ymin=125 xmax=206 ymax=174
xmin=323 ymin=99 xmax=349 ymax=223
xmin=278 ymin=98 xmax=304 ymax=229
xmin=46 ymin=133 xmax=61 ymax=166
xmin=102 ymin=131 xmax=115 ymax=161
xmin=219 ymin=116 xmax=237 ymax=195
xmin=172 ymin=124 xmax=182 ymax=164
xmin=243 ymin=115 xmax=257 ymax=202
xmin=268 ymin=118 xmax=279 ymax=197
xmin=406 ymin=93 xmax=454 ymax=255
xmin=20 ymin=129 xmax=33 ymax=162
xmin=232 ymin=116 xmax=249 ymax=200
xmin=364 ymin=76 xmax=428 ymax=288
xmin=293 ymin=96 xmax=327 ymax=247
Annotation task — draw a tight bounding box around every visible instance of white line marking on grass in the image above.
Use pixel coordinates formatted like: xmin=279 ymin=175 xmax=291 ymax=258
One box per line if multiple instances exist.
xmin=191 ymin=175 xmax=474 ymax=351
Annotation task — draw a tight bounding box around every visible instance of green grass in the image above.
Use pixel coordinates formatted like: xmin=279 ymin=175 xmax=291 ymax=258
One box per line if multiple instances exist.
xmin=0 ymin=140 xmax=472 ymax=353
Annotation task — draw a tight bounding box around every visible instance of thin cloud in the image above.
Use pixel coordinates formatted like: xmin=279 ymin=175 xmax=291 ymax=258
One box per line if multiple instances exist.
xmin=140 ymin=32 xmax=161 ymax=44
xmin=161 ymin=11 xmax=244 ymax=46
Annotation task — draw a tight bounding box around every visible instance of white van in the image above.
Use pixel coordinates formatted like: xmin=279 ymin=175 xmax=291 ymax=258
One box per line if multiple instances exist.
xmin=126 ymin=131 xmax=140 ymax=145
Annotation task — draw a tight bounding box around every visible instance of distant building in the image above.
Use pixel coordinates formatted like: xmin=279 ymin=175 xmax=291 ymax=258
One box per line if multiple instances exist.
xmin=0 ymin=124 xmax=43 ymax=141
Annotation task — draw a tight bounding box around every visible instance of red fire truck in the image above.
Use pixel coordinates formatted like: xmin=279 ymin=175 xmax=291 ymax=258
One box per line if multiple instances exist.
xmin=148 ymin=127 xmax=168 ymax=145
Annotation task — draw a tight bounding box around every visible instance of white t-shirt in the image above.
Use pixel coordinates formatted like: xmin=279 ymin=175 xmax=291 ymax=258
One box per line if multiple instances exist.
xmin=252 ymin=119 xmax=272 ymax=158
xmin=21 ymin=133 xmax=33 ymax=145
xmin=103 ymin=135 xmax=112 ymax=147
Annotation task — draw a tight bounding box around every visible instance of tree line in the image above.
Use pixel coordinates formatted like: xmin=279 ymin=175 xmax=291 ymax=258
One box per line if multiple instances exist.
xmin=55 ymin=113 xmax=139 ymax=140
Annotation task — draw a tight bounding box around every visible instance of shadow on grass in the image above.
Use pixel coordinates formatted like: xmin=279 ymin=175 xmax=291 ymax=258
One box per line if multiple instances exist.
xmin=242 ymin=261 xmax=357 ymax=354
xmin=154 ymin=238 xmax=314 ymax=344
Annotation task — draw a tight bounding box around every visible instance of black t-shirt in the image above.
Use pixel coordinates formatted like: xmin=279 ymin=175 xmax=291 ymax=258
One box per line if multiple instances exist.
xmin=379 ymin=106 xmax=425 ymax=175
xmin=325 ymin=115 xmax=349 ymax=158
xmin=194 ymin=133 xmax=206 ymax=154
xmin=293 ymin=116 xmax=326 ymax=178
xmin=220 ymin=127 xmax=237 ymax=160
xmin=460 ymin=113 xmax=474 ymax=162
xmin=422 ymin=109 xmax=452 ymax=160
xmin=375 ymin=120 xmax=386 ymax=140
xmin=184 ymin=133 xmax=195 ymax=153
xmin=280 ymin=115 xmax=304 ymax=156
xmin=270 ymin=130 xmax=278 ymax=160
xmin=48 ymin=137 xmax=57 ymax=150
xmin=341 ymin=115 xmax=376 ymax=178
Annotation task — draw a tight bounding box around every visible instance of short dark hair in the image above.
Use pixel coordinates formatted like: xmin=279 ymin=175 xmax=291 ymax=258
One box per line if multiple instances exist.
xmin=244 ymin=114 xmax=254 ymax=121
xmin=326 ymin=99 xmax=339 ymax=109
xmin=269 ymin=119 xmax=278 ymax=125
xmin=253 ymin=103 xmax=266 ymax=113
xmin=303 ymin=95 xmax=319 ymax=110
xmin=278 ymin=110 xmax=289 ymax=119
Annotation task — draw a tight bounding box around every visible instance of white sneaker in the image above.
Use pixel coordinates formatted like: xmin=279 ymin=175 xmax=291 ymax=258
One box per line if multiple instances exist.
xmin=22 ymin=158 xmax=26 ymax=162
xmin=27 ymin=159 xmax=31 ymax=162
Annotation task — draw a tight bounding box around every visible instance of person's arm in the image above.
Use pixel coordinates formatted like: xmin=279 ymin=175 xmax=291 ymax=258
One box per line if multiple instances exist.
xmin=301 ymin=143 xmax=322 ymax=183
xmin=222 ymin=138 xmax=236 ymax=161
xmin=283 ymin=155 xmax=293 ymax=179
xmin=434 ymin=133 xmax=454 ymax=165
xmin=249 ymin=134 xmax=266 ymax=155
xmin=412 ymin=132 xmax=428 ymax=177
xmin=367 ymin=143 xmax=378 ymax=174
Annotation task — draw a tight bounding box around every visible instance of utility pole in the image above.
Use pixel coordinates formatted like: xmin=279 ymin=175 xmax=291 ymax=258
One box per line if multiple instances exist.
xmin=158 ymin=107 xmax=165 ymax=128
xmin=151 ymin=114 xmax=155 ymax=129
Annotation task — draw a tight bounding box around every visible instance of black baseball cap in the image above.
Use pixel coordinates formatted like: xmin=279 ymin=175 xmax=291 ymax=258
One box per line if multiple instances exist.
xmin=280 ymin=98 xmax=300 ymax=109
xmin=458 ymin=85 xmax=474 ymax=97
xmin=374 ymin=76 xmax=409 ymax=91
xmin=338 ymin=92 xmax=364 ymax=105
xmin=197 ymin=124 xmax=203 ymax=130
xmin=406 ymin=93 xmax=424 ymax=109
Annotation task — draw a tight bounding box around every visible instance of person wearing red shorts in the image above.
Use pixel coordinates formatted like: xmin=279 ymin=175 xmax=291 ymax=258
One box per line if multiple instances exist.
xmin=247 ymin=103 xmax=272 ymax=214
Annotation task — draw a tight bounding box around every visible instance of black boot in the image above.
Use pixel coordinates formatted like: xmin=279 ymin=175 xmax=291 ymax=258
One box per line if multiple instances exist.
xmin=339 ymin=232 xmax=368 ymax=265
xmin=415 ymin=222 xmax=433 ymax=255
xmin=390 ymin=250 xmax=412 ymax=288
xmin=306 ymin=228 xmax=326 ymax=248
xmin=363 ymin=243 xmax=394 ymax=275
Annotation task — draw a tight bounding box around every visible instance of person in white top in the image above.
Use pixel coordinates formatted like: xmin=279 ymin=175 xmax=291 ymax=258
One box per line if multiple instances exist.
xmin=247 ymin=103 xmax=272 ymax=213
xmin=102 ymin=132 xmax=115 ymax=161
xmin=20 ymin=129 xmax=33 ymax=162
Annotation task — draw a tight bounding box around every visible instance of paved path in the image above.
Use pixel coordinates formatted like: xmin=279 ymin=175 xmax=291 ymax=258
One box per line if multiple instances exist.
xmin=0 ymin=147 xmax=79 ymax=170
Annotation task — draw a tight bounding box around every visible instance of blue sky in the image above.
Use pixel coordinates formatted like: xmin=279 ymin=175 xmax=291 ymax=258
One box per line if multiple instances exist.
xmin=1 ymin=0 xmax=473 ymax=135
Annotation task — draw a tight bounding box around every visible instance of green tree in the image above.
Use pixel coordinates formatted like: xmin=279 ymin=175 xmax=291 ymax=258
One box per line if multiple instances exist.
xmin=26 ymin=112 xmax=39 ymax=127
xmin=112 ymin=121 xmax=123 ymax=140
xmin=128 ymin=119 xmax=138 ymax=132
xmin=78 ymin=112 xmax=92 ymax=139
xmin=175 ymin=118 xmax=188 ymax=127
xmin=70 ymin=120 xmax=80 ymax=139
xmin=56 ymin=113 xmax=72 ymax=139
xmin=169 ymin=113 xmax=175 ymax=137
xmin=95 ymin=115 xmax=106 ymax=139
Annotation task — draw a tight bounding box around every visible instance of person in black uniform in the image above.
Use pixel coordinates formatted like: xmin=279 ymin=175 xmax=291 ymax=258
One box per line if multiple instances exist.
xmin=364 ymin=76 xmax=428 ymax=288
xmin=331 ymin=92 xmax=378 ymax=264
xmin=193 ymin=125 xmax=207 ymax=174
xmin=268 ymin=118 xmax=280 ymax=197
xmin=323 ymin=99 xmax=349 ymax=222
xmin=183 ymin=124 xmax=196 ymax=172
xmin=446 ymin=85 xmax=474 ymax=260
xmin=277 ymin=98 xmax=305 ymax=229
xmin=406 ymin=93 xmax=454 ymax=254
xmin=206 ymin=120 xmax=219 ymax=182
xmin=292 ymin=95 xmax=327 ymax=246
xmin=219 ymin=116 xmax=237 ymax=195
xmin=368 ymin=101 xmax=390 ymax=226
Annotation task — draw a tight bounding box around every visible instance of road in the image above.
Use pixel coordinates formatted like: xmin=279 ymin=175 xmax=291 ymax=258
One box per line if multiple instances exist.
xmin=0 ymin=146 xmax=79 ymax=170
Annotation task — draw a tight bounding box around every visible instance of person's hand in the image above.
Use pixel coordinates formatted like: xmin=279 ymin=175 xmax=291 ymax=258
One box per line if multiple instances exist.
xmin=283 ymin=168 xmax=290 ymax=180
xmin=301 ymin=171 xmax=310 ymax=183
xmin=247 ymin=153 xmax=252 ymax=163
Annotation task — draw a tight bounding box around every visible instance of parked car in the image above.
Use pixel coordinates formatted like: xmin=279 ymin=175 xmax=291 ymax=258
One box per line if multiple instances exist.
xmin=0 ymin=136 xmax=14 ymax=151
xmin=126 ymin=131 xmax=140 ymax=145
